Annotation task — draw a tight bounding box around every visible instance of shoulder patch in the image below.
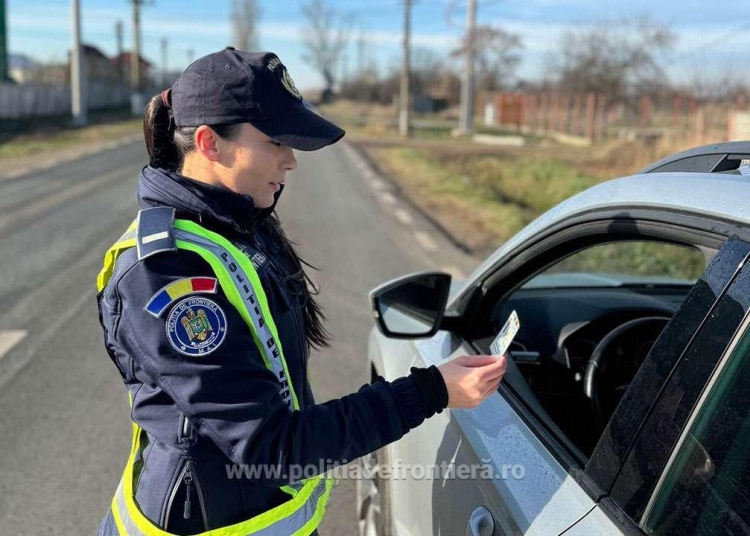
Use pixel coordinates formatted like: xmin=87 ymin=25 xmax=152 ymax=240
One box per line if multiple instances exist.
xmin=136 ymin=207 xmax=177 ymax=261
xmin=166 ymin=296 xmax=227 ymax=356
xmin=144 ymin=277 xmax=218 ymax=318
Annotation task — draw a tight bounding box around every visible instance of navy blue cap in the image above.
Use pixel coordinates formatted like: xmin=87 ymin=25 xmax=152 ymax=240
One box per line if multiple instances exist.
xmin=171 ymin=48 xmax=345 ymax=151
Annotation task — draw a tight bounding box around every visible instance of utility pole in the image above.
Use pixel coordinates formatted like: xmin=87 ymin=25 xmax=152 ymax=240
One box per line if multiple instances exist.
xmin=160 ymin=37 xmax=168 ymax=87
xmin=0 ymin=0 xmax=9 ymax=82
xmin=340 ymin=53 xmax=348 ymax=89
xmin=115 ymin=20 xmax=123 ymax=86
xmin=187 ymin=48 xmax=194 ymax=65
xmin=357 ymin=32 xmax=365 ymax=77
xmin=71 ymin=0 xmax=87 ymax=126
xmin=457 ymin=0 xmax=476 ymax=136
xmin=399 ymin=0 xmax=411 ymax=137
xmin=130 ymin=0 xmax=144 ymax=115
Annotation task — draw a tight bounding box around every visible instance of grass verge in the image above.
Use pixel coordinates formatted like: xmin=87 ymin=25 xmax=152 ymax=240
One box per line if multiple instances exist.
xmin=0 ymin=117 xmax=141 ymax=160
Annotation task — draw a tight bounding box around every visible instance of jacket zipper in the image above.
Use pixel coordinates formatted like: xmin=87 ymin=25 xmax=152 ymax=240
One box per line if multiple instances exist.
xmin=165 ymin=459 xmax=209 ymax=532
xmin=178 ymin=413 xmax=190 ymax=442
xmin=273 ymin=269 xmax=308 ymax=406
xmin=188 ymin=461 xmax=209 ymax=530
xmin=243 ymin=239 xmax=308 ymax=406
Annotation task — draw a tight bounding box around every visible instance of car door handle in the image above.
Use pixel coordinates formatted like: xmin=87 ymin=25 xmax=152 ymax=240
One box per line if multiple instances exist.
xmin=467 ymin=506 xmax=494 ymax=536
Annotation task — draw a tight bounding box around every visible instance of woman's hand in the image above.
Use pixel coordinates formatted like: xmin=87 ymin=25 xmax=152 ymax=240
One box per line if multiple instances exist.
xmin=437 ymin=354 xmax=508 ymax=409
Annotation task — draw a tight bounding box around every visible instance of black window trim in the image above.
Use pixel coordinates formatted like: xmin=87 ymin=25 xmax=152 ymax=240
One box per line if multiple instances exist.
xmin=608 ymin=238 xmax=750 ymax=521
xmin=639 ymin=310 xmax=750 ymax=529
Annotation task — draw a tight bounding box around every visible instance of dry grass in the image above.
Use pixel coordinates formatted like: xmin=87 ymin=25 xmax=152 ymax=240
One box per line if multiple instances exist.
xmin=334 ymin=97 xmax=717 ymax=264
xmin=0 ymin=118 xmax=142 ymax=159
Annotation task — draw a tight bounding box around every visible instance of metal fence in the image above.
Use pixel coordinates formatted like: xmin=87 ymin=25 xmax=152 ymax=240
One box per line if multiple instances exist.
xmin=0 ymin=82 xmax=135 ymax=119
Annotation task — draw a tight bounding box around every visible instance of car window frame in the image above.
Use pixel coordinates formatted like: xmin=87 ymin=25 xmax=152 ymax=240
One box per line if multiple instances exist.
xmin=640 ymin=311 xmax=750 ymax=532
xmin=457 ymin=208 xmax=750 ymax=502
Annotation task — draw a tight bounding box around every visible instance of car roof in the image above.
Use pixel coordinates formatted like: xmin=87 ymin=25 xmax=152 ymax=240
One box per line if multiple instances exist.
xmin=460 ymin=171 xmax=750 ymax=291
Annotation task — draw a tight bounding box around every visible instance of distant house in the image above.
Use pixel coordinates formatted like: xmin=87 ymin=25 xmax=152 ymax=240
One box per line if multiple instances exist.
xmin=110 ymin=52 xmax=154 ymax=86
xmin=9 ymin=45 xmax=117 ymax=85
xmin=81 ymin=44 xmax=114 ymax=83
xmin=8 ymin=53 xmax=38 ymax=84
xmin=25 ymin=62 xmax=68 ymax=85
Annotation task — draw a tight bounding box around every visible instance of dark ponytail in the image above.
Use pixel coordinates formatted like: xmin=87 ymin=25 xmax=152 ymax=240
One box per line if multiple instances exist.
xmin=142 ymin=92 xmax=331 ymax=349
xmin=143 ymin=93 xmax=179 ymax=169
xmin=265 ymin=215 xmax=331 ymax=350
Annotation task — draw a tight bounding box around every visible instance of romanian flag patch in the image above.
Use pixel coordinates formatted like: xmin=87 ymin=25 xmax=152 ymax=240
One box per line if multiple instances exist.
xmin=144 ymin=277 xmax=218 ymax=318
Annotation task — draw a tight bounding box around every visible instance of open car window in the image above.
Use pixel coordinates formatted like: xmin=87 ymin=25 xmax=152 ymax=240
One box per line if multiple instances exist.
xmin=468 ymin=224 xmax=749 ymax=500
xmin=480 ymin=239 xmax=708 ymax=460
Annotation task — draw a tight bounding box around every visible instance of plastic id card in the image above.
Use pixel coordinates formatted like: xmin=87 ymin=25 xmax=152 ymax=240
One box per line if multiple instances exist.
xmin=490 ymin=310 xmax=520 ymax=356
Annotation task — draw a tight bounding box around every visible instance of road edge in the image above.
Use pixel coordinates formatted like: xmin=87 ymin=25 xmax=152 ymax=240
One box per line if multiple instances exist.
xmin=344 ymin=140 xmax=478 ymax=258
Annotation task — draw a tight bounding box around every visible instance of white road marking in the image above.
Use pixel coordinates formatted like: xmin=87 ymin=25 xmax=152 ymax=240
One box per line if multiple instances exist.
xmin=394 ymin=208 xmax=414 ymax=225
xmin=379 ymin=192 xmax=397 ymax=205
xmin=369 ymin=177 xmax=386 ymax=190
xmin=442 ymin=265 xmax=467 ymax=279
xmin=0 ymin=331 xmax=27 ymax=361
xmin=414 ymin=231 xmax=439 ymax=252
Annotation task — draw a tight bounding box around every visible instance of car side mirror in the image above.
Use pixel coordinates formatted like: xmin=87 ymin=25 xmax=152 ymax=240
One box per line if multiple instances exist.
xmin=370 ymin=272 xmax=451 ymax=339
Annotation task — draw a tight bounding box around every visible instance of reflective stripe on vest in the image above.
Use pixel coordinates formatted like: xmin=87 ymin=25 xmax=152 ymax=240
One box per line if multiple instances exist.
xmin=173 ymin=220 xmax=297 ymax=409
xmin=98 ymin=216 xmax=332 ymax=536
xmin=110 ymin=419 xmax=332 ymax=536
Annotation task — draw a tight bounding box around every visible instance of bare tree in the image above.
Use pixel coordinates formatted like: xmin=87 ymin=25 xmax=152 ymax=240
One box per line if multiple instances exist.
xmin=411 ymin=47 xmax=444 ymax=94
xmin=554 ymin=18 xmax=674 ymax=103
xmin=232 ymin=0 xmax=261 ymax=52
xmin=300 ymin=0 xmax=350 ymax=100
xmin=451 ymin=25 xmax=523 ymax=91
xmin=683 ymin=67 xmax=750 ymax=101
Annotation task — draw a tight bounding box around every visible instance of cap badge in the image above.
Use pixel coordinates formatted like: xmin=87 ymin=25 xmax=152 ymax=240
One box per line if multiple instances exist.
xmin=267 ymin=56 xmax=302 ymax=100
xmin=281 ymin=69 xmax=302 ymax=100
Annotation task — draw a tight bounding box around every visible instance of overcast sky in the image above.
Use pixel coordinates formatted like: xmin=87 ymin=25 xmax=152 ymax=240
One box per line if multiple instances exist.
xmin=7 ymin=0 xmax=750 ymax=90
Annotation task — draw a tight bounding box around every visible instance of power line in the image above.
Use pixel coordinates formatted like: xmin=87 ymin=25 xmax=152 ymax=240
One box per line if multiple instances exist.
xmin=665 ymin=20 xmax=750 ymax=64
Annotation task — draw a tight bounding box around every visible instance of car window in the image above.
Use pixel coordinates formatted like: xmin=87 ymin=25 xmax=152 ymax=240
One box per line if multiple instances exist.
xmin=643 ymin=317 xmax=750 ymax=535
xmin=485 ymin=239 xmax=708 ymax=459
xmin=522 ymin=241 xmax=705 ymax=289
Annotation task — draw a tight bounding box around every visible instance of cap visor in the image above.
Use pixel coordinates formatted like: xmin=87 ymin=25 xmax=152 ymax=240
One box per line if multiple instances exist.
xmin=251 ymin=107 xmax=345 ymax=151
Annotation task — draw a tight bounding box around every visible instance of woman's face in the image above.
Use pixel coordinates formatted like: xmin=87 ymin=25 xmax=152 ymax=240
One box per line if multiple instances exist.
xmin=216 ymin=123 xmax=298 ymax=208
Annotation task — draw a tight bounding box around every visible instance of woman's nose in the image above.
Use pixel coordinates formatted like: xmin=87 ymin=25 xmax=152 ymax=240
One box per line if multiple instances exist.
xmin=284 ymin=148 xmax=298 ymax=171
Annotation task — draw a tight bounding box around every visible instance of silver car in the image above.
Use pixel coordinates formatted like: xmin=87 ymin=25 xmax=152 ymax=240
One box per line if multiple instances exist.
xmin=358 ymin=142 xmax=750 ymax=536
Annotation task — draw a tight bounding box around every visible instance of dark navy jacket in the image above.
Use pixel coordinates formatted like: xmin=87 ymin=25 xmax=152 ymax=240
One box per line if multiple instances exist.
xmin=97 ymin=166 xmax=425 ymax=534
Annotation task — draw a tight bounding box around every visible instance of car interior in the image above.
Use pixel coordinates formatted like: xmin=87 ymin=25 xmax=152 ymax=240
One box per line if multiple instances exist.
xmin=470 ymin=239 xmax=713 ymax=460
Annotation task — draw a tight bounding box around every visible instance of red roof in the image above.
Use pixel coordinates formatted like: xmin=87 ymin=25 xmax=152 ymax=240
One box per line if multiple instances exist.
xmin=110 ymin=52 xmax=153 ymax=69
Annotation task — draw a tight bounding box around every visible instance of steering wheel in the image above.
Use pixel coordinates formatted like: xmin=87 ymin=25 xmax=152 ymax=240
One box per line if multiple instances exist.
xmin=583 ymin=316 xmax=670 ymax=429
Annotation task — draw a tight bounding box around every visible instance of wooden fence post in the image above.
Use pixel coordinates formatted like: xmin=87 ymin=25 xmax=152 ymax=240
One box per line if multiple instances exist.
xmin=594 ymin=94 xmax=606 ymax=142
xmin=585 ymin=92 xmax=596 ymax=140
xmin=694 ymin=106 xmax=704 ymax=145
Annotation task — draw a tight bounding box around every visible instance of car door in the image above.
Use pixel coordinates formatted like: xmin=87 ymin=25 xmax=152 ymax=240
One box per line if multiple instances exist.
xmin=387 ymin=329 xmax=599 ymax=536
xmin=388 ymin=226 xmax=750 ymax=534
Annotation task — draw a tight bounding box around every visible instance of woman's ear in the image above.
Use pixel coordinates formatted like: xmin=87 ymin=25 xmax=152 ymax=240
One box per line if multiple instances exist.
xmin=194 ymin=125 xmax=221 ymax=162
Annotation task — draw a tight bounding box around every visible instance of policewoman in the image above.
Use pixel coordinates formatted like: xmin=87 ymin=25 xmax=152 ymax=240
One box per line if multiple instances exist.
xmin=95 ymin=48 xmax=507 ymax=536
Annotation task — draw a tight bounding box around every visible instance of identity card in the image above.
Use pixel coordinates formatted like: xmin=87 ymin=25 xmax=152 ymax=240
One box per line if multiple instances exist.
xmin=490 ymin=310 xmax=520 ymax=356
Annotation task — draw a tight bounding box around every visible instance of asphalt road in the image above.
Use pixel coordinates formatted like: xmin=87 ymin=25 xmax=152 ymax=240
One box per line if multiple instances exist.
xmin=0 ymin=138 xmax=478 ymax=535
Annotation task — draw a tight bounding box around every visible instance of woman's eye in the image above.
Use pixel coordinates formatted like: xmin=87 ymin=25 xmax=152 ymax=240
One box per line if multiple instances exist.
xmin=271 ymin=140 xmax=283 ymax=147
